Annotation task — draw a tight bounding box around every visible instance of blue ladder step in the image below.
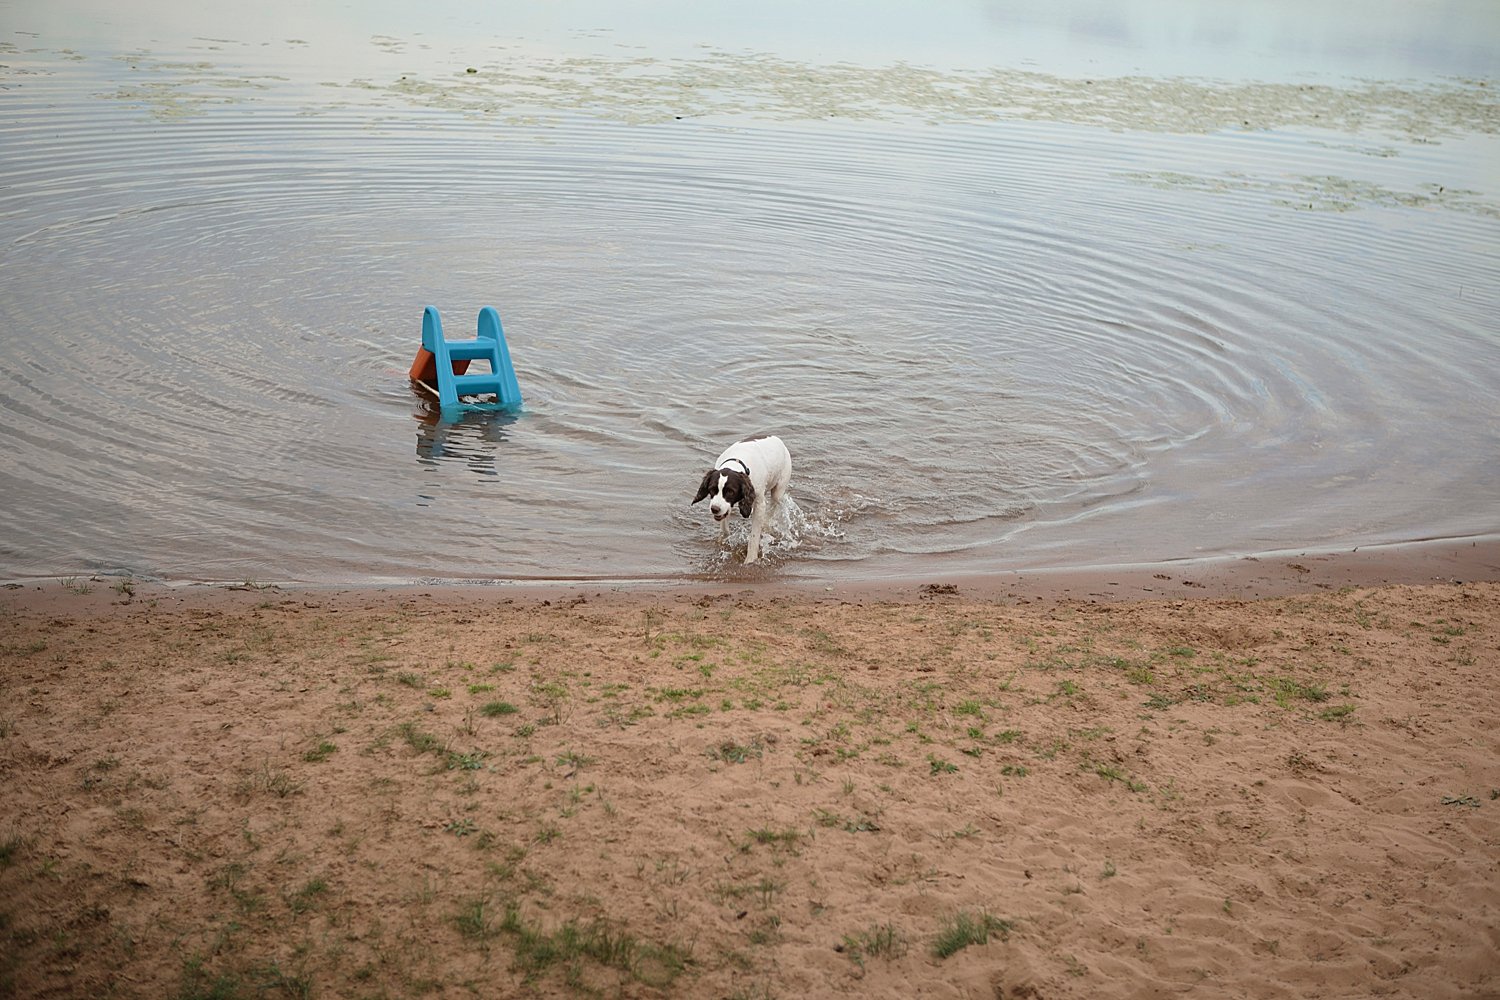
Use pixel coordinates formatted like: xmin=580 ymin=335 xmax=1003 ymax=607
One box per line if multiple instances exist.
xmin=451 ymin=373 xmax=504 ymax=394
xmin=443 ymin=340 xmax=497 ymax=360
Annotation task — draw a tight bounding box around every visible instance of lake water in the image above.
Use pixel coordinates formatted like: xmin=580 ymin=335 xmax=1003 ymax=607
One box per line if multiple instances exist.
xmin=1 ymin=0 xmax=1497 ymax=585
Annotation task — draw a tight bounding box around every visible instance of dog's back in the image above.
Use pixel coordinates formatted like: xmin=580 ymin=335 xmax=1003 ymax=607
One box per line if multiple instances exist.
xmin=717 ymin=435 xmax=791 ymax=492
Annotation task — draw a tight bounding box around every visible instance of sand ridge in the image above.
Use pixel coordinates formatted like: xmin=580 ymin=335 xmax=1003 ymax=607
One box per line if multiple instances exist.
xmin=1 ymin=578 xmax=1497 ymax=998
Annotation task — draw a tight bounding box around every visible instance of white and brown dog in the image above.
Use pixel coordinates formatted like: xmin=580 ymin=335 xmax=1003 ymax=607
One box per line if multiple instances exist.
xmin=691 ymin=434 xmax=793 ymax=564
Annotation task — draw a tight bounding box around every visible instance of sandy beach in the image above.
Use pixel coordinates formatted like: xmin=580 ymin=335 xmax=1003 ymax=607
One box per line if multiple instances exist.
xmin=2 ymin=544 xmax=1498 ymax=999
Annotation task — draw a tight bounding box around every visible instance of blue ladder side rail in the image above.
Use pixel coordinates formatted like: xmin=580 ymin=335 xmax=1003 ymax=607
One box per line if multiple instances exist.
xmin=420 ymin=305 xmax=523 ymax=412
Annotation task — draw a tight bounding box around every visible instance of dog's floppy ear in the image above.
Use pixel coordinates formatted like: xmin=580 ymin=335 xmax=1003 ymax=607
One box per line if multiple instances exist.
xmin=691 ymin=470 xmax=717 ymax=504
xmin=737 ymin=477 xmax=756 ymax=519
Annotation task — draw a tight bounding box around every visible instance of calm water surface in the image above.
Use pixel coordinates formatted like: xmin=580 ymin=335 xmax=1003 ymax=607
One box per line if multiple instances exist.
xmin=1 ymin=1 xmax=1497 ymax=584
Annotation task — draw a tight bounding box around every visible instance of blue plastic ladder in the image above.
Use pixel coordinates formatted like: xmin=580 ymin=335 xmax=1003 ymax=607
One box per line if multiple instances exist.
xmin=420 ymin=305 xmax=523 ymax=412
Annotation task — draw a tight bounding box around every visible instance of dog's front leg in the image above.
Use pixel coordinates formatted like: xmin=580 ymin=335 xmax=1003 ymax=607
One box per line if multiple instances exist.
xmin=744 ymin=507 xmax=764 ymax=564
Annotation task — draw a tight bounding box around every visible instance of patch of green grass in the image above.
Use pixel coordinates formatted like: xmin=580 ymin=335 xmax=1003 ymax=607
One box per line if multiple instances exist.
xmin=395 ymin=671 xmax=424 ymax=688
xmin=556 ymin=749 xmax=594 ymax=770
xmin=655 ymin=686 xmax=705 ymax=703
xmin=454 ymin=896 xmax=496 ymax=942
xmin=175 ymin=956 xmax=245 ymax=1000
xmin=709 ymin=738 xmax=764 ymax=764
xmin=1105 ymin=655 xmax=1156 ymax=685
xmin=746 ymin=828 xmax=802 ymax=850
xmin=287 ymin=876 xmax=329 ymax=914
xmin=814 ymin=809 xmax=881 ymax=833
xmin=176 ymin=956 xmax=311 ymax=1000
xmin=481 ymin=700 xmax=519 ymax=717
xmin=1270 ymin=677 xmax=1329 ymax=707
xmin=531 ymin=679 xmax=571 ymax=724
xmin=841 ymin=922 xmax=907 ymax=967
xmin=927 ymin=754 xmax=958 ymax=775
xmin=302 ymin=741 xmax=336 ymax=763
xmin=445 ymin=750 xmax=488 ymax=772
xmin=397 ymin=722 xmax=487 ymax=771
xmin=1091 ymin=762 xmax=1148 ymax=793
xmin=398 ymin=722 xmax=444 ymax=756
xmin=207 ymin=861 xmax=249 ymax=894
xmin=496 ymin=906 xmax=690 ymax=988
xmin=242 ymin=764 xmax=304 ymax=799
xmin=1319 ymin=703 xmax=1357 ymax=722
xmin=727 ymin=983 xmax=777 ymax=1000
xmin=713 ymin=877 xmax=784 ymax=909
xmin=0 ymin=832 xmax=26 ymax=869
xmin=932 ymin=910 xmax=1013 ymax=959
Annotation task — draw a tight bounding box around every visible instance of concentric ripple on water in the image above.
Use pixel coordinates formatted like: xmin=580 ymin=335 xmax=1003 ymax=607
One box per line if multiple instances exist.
xmin=0 ymin=19 xmax=1497 ymax=584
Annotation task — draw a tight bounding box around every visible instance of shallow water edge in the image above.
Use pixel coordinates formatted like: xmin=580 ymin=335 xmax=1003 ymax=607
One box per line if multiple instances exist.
xmin=12 ymin=534 xmax=1497 ymax=610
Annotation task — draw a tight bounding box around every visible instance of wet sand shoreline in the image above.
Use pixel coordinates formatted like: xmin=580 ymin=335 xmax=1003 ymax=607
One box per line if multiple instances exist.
xmin=8 ymin=533 xmax=1496 ymax=615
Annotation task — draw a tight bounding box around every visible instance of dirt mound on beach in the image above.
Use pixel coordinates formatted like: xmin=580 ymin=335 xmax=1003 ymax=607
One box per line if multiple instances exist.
xmin=2 ymin=579 xmax=1497 ymax=998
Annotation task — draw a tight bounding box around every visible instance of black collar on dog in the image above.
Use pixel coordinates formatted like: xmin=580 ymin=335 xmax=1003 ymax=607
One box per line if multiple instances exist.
xmin=719 ymin=458 xmax=751 ymax=477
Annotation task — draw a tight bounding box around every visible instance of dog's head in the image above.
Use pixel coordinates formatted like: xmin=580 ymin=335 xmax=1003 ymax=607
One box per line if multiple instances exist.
xmin=691 ymin=468 xmax=755 ymax=521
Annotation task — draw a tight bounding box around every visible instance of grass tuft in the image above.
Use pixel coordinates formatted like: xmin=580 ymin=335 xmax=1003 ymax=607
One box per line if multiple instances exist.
xmin=302 ymin=741 xmax=336 ymax=763
xmin=708 ymin=738 xmax=764 ymax=764
xmin=494 ymin=905 xmax=690 ymax=987
xmin=932 ymin=909 xmax=1013 ymax=959
xmin=841 ymin=922 xmax=906 ymax=967
xmin=0 ymin=832 xmax=26 ymax=869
